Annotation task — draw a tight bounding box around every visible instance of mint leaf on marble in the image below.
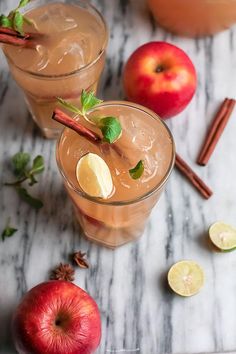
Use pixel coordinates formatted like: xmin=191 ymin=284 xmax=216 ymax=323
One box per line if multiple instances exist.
xmin=17 ymin=187 xmax=43 ymax=209
xmin=12 ymin=152 xmax=30 ymax=178
xmin=1 ymin=219 xmax=17 ymax=241
xmin=30 ymin=155 xmax=44 ymax=175
xmin=98 ymin=116 xmax=122 ymax=143
xmin=5 ymin=152 xmax=44 ymax=209
xmin=129 ymin=160 xmax=144 ymax=180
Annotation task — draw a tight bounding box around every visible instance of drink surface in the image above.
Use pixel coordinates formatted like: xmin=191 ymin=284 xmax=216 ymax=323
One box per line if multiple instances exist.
xmin=148 ymin=0 xmax=236 ymax=37
xmin=58 ymin=103 xmax=174 ymax=202
xmin=4 ymin=2 xmax=107 ymax=75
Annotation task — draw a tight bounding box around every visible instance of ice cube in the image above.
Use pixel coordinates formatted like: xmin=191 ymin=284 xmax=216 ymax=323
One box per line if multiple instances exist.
xmin=38 ymin=4 xmax=78 ymax=33
xmin=141 ymin=153 xmax=158 ymax=184
xmin=35 ymin=44 xmax=49 ymax=72
xmin=48 ymin=32 xmax=92 ymax=70
xmin=119 ymin=113 xmax=156 ymax=152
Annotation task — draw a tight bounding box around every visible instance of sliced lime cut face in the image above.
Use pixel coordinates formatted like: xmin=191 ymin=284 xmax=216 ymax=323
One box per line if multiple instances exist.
xmin=76 ymin=153 xmax=113 ymax=199
xmin=168 ymin=260 xmax=204 ymax=297
xmin=209 ymin=222 xmax=236 ymax=251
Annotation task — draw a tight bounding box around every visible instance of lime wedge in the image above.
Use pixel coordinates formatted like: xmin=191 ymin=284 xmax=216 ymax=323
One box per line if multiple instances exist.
xmin=209 ymin=222 xmax=236 ymax=251
xmin=76 ymin=153 xmax=113 ymax=199
xmin=168 ymin=260 xmax=204 ymax=297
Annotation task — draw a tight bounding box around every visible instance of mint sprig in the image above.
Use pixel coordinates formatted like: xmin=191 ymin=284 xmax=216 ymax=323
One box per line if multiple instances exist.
xmin=5 ymin=152 xmax=44 ymax=209
xmin=81 ymin=89 xmax=103 ymax=115
xmin=1 ymin=218 xmax=17 ymax=241
xmin=57 ymin=90 xmax=122 ymax=144
xmin=0 ymin=0 xmax=32 ymax=35
xmin=129 ymin=160 xmax=144 ymax=180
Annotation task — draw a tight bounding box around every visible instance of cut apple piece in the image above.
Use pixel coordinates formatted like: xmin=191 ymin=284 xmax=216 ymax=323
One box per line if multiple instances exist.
xmin=209 ymin=221 xmax=236 ymax=251
xmin=168 ymin=260 xmax=204 ymax=297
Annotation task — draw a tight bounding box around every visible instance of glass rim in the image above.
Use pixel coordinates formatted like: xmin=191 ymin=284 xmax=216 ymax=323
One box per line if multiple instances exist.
xmin=56 ymin=101 xmax=176 ymax=206
xmin=3 ymin=0 xmax=108 ymax=79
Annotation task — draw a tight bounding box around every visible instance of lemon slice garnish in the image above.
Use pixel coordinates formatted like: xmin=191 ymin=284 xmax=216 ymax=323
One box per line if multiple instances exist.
xmin=168 ymin=260 xmax=204 ymax=297
xmin=76 ymin=153 xmax=113 ymax=199
xmin=209 ymin=221 xmax=236 ymax=251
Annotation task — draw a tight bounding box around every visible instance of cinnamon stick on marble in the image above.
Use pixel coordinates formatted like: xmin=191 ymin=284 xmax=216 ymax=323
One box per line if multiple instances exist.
xmin=197 ymin=98 xmax=236 ymax=166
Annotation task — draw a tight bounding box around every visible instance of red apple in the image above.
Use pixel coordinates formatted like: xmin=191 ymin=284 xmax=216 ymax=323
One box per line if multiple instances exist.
xmin=123 ymin=41 xmax=197 ymax=119
xmin=12 ymin=281 xmax=101 ymax=354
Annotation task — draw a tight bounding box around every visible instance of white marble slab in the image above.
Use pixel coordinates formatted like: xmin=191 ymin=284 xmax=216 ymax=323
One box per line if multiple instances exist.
xmin=1 ymin=0 xmax=236 ymax=353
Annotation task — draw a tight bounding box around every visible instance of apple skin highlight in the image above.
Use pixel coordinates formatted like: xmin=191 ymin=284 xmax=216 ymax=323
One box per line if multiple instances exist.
xmin=123 ymin=41 xmax=197 ymax=119
xmin=12 ymin=281 xmax=101 ymax=354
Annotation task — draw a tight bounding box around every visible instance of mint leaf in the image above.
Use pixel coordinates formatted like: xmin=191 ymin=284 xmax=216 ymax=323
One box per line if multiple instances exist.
xmin=2 ymin=226 xmax=17 ymax=241
xmin=30 ymin=155 xmax=44 ymax=175
xmin=13 ymin=11 xmax=24 ymax=35
xmin=17 ymin=187 xmax=43 ymax=209
xmin=1 ymin=219 xmax=17 ymax=241
xmin=18 ymin=0 xmax=31 ymax=8
xmin=57 ymin=97 xmax=81 ymax=115
xmin=129 ymin=160 xmax=144 ymax=180
xmin=12 ymin=152 xmax=30 ymax=178
xmin=0 ymin=15 xmax=12 ymax=28
xmin=81 ymin=90 xmax=103 ymax=114
xmin=98 ymin=116 xmax=122 ymax=143
xmin=27 ymin=174 xmax=37 ymax=186
xmin=26 ymin=156 xmax=44 ymax=186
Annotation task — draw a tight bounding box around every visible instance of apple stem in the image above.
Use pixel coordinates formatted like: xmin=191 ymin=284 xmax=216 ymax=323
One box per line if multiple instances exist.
xmin=155 ymin=65 xmax=164 ymax=73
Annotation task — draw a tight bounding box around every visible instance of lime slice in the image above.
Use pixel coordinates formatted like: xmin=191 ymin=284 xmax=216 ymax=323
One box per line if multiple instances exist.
xmin=209 ymin=222 xmax=236 ymax=251
xmin=168 ymin=260 xmax=204 ymax=297
xmin=76 ymin=153 xmax=113 ymax=199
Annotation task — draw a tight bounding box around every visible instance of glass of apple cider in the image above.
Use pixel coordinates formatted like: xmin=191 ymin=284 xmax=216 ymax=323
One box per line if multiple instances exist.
xmin=148 ymin=0 xmax=236 ymax=37
xmin=2 ymin=0 xmax=108 ymax=138
xmin=56 ymin=101 xmax=175 ymax=248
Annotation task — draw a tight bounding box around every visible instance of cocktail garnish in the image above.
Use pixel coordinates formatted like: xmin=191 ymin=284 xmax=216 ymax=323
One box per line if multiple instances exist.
xmin=81 ymin=89 xmax=103 ymax=115
xmin=129 ymin=160 xmax=144 ymax=180
xmin=76 ymin=153 xmax=113 ymax=199
xmin=57 ymin=90 xmax=122 ymax=144
xmin=4 ymin=152 xmax=44 ymax=209
xmin=98 ymin=117 xmax=122 ymax=144
xmin=0 ymin=0 xmax=32 ymax=35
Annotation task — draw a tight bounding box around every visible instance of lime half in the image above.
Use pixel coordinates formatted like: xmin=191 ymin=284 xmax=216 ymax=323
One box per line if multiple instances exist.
xmin=209 ymin=222 xmax=236 ymax=251
xmin=76 ymin=153 xmax=113 ymax=199
xmin=168 ymin=260 xmax=204 ymax=297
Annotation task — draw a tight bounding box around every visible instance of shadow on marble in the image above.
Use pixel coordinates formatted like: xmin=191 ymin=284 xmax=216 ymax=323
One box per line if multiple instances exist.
xmin=0 ymin=304 xmax=17 ymax=354
xmin=196 ymin=230 xmax=216 ymax=252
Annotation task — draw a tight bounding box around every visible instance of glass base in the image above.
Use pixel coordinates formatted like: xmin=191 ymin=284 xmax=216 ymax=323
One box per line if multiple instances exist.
xmin=73 ymin=206 xmax=145 ymax=249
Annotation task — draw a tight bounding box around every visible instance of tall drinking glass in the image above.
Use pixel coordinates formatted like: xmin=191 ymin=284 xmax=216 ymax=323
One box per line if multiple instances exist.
xmin=2 ymin=0 xmax=108 ymax=138
xmin=56 ymin=101 xmax=175 ymax=248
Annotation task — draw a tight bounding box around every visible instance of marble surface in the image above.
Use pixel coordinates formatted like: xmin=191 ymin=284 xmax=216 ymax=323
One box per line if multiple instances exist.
xmin=1 ymin=0 xmax=236 ymax=353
